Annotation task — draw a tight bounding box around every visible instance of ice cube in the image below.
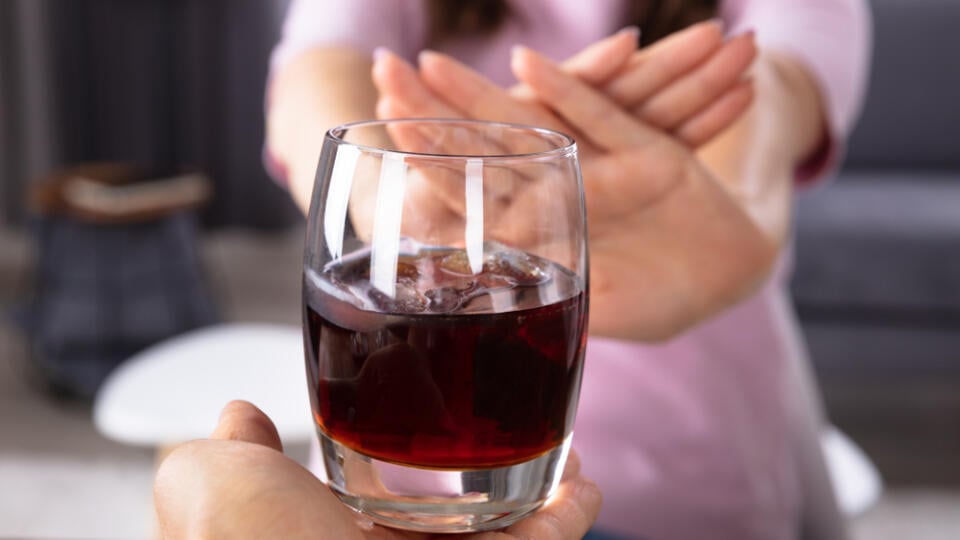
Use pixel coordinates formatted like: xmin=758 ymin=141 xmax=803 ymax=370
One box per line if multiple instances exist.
xmin=367 ymin=280 xmax=428 ymax=314
xmin=483 ymin=249 xmax=551 ymax=286
xmin=453 ymin=278 xmax=480 ymax=294
xmin=477 ymin=272 xmax=515 ymax=290
xmin=425 ymin=287 xmax=463 ymax=313
xmin=327 ymin=257 xmax=368 ymax=283
xmin=396 ymin=260 xmax=420 ymax=280
xmin=439 ymin=249 xmax=472 ymax=275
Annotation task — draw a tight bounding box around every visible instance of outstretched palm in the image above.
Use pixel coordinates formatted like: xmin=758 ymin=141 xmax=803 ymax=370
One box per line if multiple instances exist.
xmin=371 ymin=24 xmax=772 ymax=341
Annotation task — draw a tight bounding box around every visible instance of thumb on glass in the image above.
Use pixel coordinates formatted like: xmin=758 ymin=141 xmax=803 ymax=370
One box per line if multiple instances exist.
xmin=210 ymin=400 xmax=284 ymax=452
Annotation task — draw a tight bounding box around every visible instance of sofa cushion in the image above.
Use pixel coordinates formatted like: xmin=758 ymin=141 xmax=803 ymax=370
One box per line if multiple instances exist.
xmin=791 ymin=172 xmax=960 ymax=314
xmin=844 ymin=0 xmax=960 ymax=169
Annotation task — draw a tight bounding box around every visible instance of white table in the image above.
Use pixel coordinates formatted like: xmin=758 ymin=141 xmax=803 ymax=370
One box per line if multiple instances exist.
xmin=94 ymin=323 xmax=314 ymax=447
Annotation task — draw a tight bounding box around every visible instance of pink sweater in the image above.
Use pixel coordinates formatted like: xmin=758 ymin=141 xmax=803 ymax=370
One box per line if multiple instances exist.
xmin=272 ymin=1 xmax=871 ymax=538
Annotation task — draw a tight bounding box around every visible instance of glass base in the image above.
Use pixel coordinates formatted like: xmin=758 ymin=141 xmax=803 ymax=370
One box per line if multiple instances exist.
xmin=316 ymin=430 xmax=573 ymax=533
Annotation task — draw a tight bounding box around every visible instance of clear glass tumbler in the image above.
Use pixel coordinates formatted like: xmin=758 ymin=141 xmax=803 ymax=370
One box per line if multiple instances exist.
xmin=302 ymin=119 xmax=589 ymax=532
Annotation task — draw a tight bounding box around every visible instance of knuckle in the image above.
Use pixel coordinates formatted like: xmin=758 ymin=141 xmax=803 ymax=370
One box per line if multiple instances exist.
xmin=637 ymin=100 xmax=672 ymax=128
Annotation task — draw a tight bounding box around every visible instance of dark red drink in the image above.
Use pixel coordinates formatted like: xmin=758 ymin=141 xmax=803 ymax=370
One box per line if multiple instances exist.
xmin=303 ymin=247 xmax=587 ymax=469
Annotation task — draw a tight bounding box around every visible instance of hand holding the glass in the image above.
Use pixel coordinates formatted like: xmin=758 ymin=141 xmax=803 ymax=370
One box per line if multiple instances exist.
xmin=154 ymin=401 xmax=601 ymax=539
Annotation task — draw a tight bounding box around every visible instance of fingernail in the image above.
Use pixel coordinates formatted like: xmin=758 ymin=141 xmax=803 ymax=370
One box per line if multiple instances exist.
xmin=373 ymin=46 xmax=389 ymax=62
xmin=705 ymin=18 xmax=725 ymax=31
xmin=418 ymin=49 xmax=439 ymax=65
xmin=617 ymin=25 xmax=640 ymax=40
xmin=510 ymin=45 xmax=533 ymax=71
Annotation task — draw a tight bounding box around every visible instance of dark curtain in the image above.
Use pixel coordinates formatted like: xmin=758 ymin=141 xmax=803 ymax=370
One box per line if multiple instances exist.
xmin=1 ymin=0 xmax=299 ymax=229
xmin=0 ymin=0 xmax=59 ymax=226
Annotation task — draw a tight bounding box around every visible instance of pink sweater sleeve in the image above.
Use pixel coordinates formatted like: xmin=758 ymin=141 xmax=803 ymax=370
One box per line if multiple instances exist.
xmin=265 ymin=0 xmax=428 ymax=184
xmin=721 ymin=0 xmax=872 ymax=182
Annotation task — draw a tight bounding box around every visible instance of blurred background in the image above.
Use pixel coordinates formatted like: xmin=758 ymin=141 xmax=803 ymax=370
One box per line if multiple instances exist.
xmin=0 ymin=0 xmax=957 ymax=538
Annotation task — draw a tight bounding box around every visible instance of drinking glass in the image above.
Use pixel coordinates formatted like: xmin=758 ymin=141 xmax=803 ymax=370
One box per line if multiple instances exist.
xmin=303 ymin=119 xmax=589 ymax=532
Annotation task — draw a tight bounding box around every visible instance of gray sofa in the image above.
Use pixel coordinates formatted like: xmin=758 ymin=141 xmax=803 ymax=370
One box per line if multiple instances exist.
xmin=791 ymin=0 xmax=960 ymax=485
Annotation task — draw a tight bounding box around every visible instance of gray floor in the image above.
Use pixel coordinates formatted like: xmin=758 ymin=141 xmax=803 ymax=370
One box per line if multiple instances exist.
xmin=1 ymin=226 xmax=958 ymax=539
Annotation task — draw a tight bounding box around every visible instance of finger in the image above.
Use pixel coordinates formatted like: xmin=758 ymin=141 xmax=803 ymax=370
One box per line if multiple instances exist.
xmin=371 ymin=48 xmax=461 ymax=119
xmin=376 ymin=97 xmax=446 ymax=152
xmin=418 ymin=50 xmax=565 ymax=132
xmin=675 ymin=79 xmax=754 ymax=147
xmin=511 ymin=26 xmax=639 ymax=101
xmin=379 ymin=96 xmax=503 ymax=216
xmin=154 ymin=442 xmax=221 ymax=539
xmin=376 ymin=96 xmax=465 ymax=157
xmin=637 ymin=31 xmax=757 ymax=129
xmin=374 ymin=51 xmax=517 ymax=157
xmin=565 ymin=26 xmax=640 ymax=85
xmin=210 ymin=400 xmax=283 ymax=452
xmin=502 ymin=474 xmax=602 ymax=540
xmin=511 ymin=46 xmax=659 ymax=150
xmin=380 ymin=95 xmax=545 ymax=231
xmin=604 ymin=19 xmax=725 ymax=108
xmin=416 ymin=50 xmax=607 ymax=157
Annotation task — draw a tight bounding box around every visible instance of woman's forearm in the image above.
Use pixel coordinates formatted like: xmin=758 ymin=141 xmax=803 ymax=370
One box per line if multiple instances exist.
xmin=266 ymin=47 xmax=378 ymax=212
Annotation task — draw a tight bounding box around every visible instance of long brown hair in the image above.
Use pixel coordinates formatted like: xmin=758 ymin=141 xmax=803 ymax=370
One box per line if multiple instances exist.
xmin=426 ymin=0 xmax=718 ymax=46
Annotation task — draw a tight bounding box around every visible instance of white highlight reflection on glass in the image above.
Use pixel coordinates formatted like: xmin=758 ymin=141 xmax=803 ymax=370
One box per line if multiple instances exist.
xmin=324 ymin=145 xmax=361 ymax=261
xmin=370 ymin=152 xmax=407 ymax=297
xmin=465 ymin=159 xmax=484 ymax=275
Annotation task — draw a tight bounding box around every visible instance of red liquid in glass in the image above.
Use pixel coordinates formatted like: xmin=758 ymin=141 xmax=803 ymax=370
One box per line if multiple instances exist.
xmin=304 ymin=248 xmax=587 ymax=469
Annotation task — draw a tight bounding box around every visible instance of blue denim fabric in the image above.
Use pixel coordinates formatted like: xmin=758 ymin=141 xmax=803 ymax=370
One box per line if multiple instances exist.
xmin=582 ymin=529 xmax=635 ymax=540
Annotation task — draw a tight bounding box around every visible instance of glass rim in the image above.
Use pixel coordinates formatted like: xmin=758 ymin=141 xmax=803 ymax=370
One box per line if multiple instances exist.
xmin=325 ymin=118 xmax=577 ymax=161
